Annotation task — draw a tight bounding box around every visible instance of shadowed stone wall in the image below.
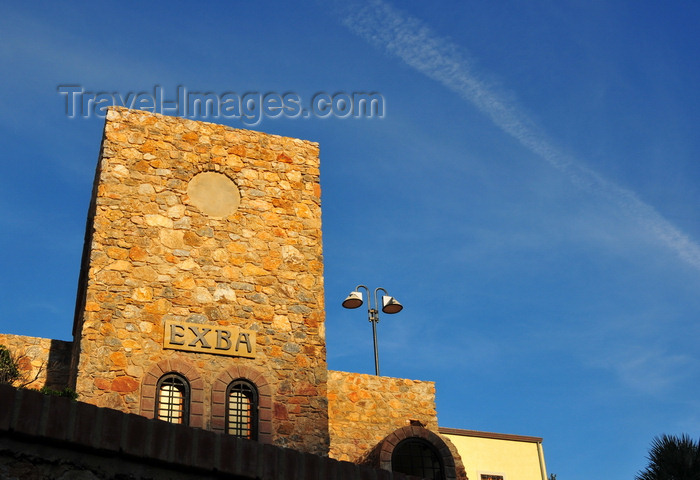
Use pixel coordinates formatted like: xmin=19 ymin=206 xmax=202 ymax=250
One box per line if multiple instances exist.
xmin=0 ymin=385 xmax=419 ymax=480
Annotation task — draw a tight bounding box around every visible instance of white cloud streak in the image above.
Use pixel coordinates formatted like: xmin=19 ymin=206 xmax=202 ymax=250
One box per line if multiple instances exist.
xmin=335 ymin=0 xmax=700 ymax=271
xmin=589 ymin=344 xmax=696 ymax=395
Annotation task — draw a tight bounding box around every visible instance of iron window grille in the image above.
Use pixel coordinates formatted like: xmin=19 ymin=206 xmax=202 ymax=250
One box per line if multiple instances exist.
xmin=391 ymin=437 xmax=445 ymax=480
xmin=226 ymin=379 xmax=258 ymax=440
xmin=156 ymin=373 xmax=190 ymax=426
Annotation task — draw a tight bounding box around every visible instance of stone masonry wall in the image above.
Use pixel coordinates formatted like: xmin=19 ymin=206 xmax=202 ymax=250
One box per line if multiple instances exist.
xmin=71 ymin=107 xmax=328 ymax=455
xmin=0 ymin=334 xmax=72 ymax=391
xmin=327 ymin=370 xmax=438 ymax=463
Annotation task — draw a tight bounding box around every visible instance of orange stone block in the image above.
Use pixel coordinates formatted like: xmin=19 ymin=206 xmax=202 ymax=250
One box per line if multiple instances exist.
xmin=133 ymin=160 xmax=150 ymax=173
xmin=261 ymin=255 xmax=282 ymax=271
xmin=304 ymin=312 xmax=322 ymax=328
xmin=241 ymin=263 xmax=267 ymax=277
xmin=111 ymin=376 xmax=139 ymax=393
xmin=182 ymin=132 xmax=198 ymax=143
xmin=84 ymin=302 xmax=101 ymax=312
xmin=173 ymin=274 xmax=196 ymax=290
xmin=225 ymin=242 xmax=247 ymax=254
xmin=140 ymin=141 xmax=156 ymax=153
xmin=94 ymin=378 xmax=112 ymax=390
xmin=144 ymin=298 xmax=171 ymax=315
xmin=274 ymin=403 xmax=288 ymax=420
xmin=129 ymin=246 xmax=148 ymax=261
xmin=221 ymin=265 xmax=239 ymax=279
xmin=100 ymin=323 xmax=116 ymax=335
xmin=268 ymin=345 xmax=283 ymax=358
xmin=228 ymin=145 xmax=246 ymax=156
xmin=17 ymin=357 xmax=31 ymax=372
xmin=297 ymin=384 xmax=318 ymax=396
xmin=295 ymin=355 xmax=309 ymax=367
xmin=254 ymin=305 xmax=275 ymax=322
xmin=109 ymin=351 xmax=128 ymax=368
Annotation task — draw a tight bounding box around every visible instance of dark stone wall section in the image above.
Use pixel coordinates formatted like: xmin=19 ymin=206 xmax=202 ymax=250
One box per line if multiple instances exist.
xmin=0 ymin=385 xmax=423 ymax=480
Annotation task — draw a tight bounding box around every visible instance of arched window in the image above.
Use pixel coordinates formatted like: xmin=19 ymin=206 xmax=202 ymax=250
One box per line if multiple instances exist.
xmin=226 ymin=379 xmax=258 ymax=439
xmin=392 ymin=437 xmax=445 ymax=480
xmin=156 ymin=373 xmax=189 ymax=425
xmin=211 ymin=367 xmax=270 ymax=442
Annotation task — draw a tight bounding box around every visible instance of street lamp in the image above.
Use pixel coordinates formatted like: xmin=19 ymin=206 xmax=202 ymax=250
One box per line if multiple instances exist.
xmin=342 ymin=285 xmax=403 ymax=376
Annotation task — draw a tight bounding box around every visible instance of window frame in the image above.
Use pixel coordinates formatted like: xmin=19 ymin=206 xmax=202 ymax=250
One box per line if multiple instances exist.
xmin=391 ymin=436 xmax=446 ymax=480
xmin=155 ymin=372 xmax=190 ymax=426
xmin=480 ymin=474 xmax=505 ymax=480
xmin=225 ymin=378 xmax=259 ymax=440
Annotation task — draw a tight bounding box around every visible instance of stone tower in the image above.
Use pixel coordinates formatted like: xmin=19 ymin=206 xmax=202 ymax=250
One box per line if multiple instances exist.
xmin=70 ymin=107 xmax=328 ymax=454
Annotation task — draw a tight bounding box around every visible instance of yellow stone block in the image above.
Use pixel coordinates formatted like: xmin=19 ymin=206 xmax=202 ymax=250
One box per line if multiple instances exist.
xmin=159 ymin=229 xmax=185 ymax=249
xmin=143 ymin=298 xmax=171 ymax=315
xmin=173 ymin=273 xmax=196 ymax=290
xmin=132 ymin=266 xmax=158 ymax=282
xmin=241 ymin=263 xmax=268 ymax=277
xmin=106 ymin=260 xmax=132 ymax=271
xmin=84 ymin=302 xmax=101 ymax=312
xmin=132 ymin=287 xmax=153 ymax=302
xmin=144 ymin=214 xmax=173 ymax=228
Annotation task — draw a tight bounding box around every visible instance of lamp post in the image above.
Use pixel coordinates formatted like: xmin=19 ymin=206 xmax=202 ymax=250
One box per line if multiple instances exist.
xmin=342 ymin=285 xmax=403 ymax=376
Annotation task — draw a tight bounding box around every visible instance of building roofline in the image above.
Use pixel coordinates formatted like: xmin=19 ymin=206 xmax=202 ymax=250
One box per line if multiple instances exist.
xmin=438 ymin=427 xmax=543 ymax=444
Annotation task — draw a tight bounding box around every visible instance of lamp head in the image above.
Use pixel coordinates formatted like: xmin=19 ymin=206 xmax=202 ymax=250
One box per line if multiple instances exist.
xmin=342 ymin=291 xmax=363 ymax=309
xmin=381 ymin=295 xmax=403 ymax=314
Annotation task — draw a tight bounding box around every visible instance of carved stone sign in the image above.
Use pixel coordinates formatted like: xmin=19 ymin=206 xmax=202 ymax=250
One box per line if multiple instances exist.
xmin=163 ymin=319 xmax=256 ymax=358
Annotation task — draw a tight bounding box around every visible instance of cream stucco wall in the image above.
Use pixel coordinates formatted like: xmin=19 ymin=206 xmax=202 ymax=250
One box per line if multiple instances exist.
xmin=441 ymin=428 xmax=547 ymax=480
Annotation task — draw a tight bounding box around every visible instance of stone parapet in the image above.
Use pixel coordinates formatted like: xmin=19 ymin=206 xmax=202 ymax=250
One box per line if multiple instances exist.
xmin=327 ymin=370 xmax=438 ymax=463
xmin=0 ymin=384 xmax=420 ymax=480
xmin=0 ymin=334 xmax=72 ymax=390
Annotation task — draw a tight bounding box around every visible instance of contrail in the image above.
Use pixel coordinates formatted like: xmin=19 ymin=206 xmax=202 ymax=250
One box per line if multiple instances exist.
xmin=334 ymin=0 xmax=700 ymax=270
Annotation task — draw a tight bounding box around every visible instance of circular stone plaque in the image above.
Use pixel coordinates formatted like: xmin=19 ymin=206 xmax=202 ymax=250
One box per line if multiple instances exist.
xmin=186 ymin=172 xmax=241 ymax=217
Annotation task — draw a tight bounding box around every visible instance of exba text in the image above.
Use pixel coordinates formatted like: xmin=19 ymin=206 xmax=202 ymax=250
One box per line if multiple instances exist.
xmin=163 ymin=319 xmax=256 ymax=358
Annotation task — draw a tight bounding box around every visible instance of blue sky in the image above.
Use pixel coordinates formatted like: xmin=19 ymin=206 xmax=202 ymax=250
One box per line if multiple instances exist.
xmin=1 ymin=1 xmax=699 ymax=478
